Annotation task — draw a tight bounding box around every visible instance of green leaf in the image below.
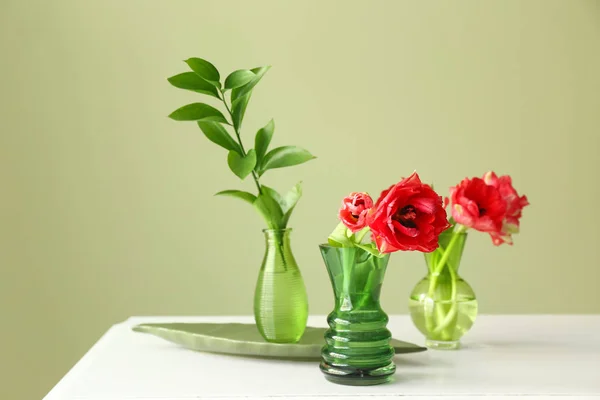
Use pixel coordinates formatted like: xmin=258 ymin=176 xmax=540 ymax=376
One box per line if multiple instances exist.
xmin=355 ymin=242 xmax=385 ymax=258
xmin=260 ymin=182 xmax=302 ymax=227
xmin=231 ymin=66 xmax=271 ymax=106
xmin=169 ymin=103 xmax=228 ymax=123
xmin=229 ymin=66 xmax=271 ymax=130
xmin=281 ymin=182 xmax=302 ymax=227
xmin=185 ymin=58 xmax=220 ymax=88
xmin=197 ymin=121 xmax=241 ymax=153
xmin=167 ymin=72 xmax=220 ymax=98
xmin=132 ymin=323 xmax=426 ymax=358
xmin=224 ymin=70 xmax=256 ymax=90
xmin=253 ymin=192 xmax=283 ymax=229
xmin=215 ymin=190 xmax=257 ymax=205
xmin=227 ymin=149 xmax=257 ymax=179
xmin=255 ymin=119 xmax=274 ymax=167
xmin=259 ymin=146 xmax=316 ymax=175
xmin=230 ymin=91 xmax=251 ymax=130
xmin=261 ymin=186 xmax=284 ymax=211
xmin=328 ymin=222 xmax=353 ymax=247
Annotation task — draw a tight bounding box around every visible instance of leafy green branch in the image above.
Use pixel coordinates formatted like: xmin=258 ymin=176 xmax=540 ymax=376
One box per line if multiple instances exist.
xmin=167 ymin=58 xmax=316 ymax=229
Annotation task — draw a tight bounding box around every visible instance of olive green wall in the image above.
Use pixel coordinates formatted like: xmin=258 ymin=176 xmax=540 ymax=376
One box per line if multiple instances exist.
xmin=1 ymin=0 xmax=599 ymax=398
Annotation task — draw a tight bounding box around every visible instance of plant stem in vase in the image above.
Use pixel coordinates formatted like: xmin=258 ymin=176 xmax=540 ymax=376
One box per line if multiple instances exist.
xmin=409 ymin=227 xmax=477 ymax=349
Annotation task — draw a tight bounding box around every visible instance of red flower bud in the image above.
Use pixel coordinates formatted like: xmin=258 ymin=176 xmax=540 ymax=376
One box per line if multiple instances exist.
xmin=338 ymin=192 xmax=374 ymax=232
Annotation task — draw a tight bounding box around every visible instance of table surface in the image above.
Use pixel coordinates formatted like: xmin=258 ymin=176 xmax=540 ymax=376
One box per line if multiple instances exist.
xmin=44 ymin=315 xmax=600 ymax=400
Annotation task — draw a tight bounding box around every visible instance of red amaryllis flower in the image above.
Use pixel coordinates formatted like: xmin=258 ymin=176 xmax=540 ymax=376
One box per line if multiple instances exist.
xmin=483 ymin=171 xmax=529 ymax=245
xmin=367 ymin=172 xmax=450 ymax=253
xmin=338 ymin=192 xmax=374 ymax=232
xmin=450 ymin=177 xmax=506 ymax=233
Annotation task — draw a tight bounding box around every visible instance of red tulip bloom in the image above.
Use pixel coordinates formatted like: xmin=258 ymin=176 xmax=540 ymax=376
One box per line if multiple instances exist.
xmin=483 ymin=171 xmax=529 ymax=245
xmin=450 ymin=177 xmax=506 ymax=233
xmin=367 ymin=172 xmax=450 ymax=253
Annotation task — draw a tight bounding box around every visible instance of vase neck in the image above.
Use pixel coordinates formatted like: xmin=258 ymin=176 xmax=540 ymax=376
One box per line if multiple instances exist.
xmin=320 ymin=245 xmax=390 ymax=311
xmin=424 ymin=231 xmax=467 ymax=276
xmin=263 ymin=228 xmax=292 ymax=246
xmin=261 ymin=229 xmax=296 ymax=273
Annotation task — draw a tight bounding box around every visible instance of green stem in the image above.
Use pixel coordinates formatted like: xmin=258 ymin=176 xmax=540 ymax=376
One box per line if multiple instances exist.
xmin=425 ymin=225 xmax=467 ymax=338
xmin=219 ymin=89 xmax=263 ymax=195
xmin=355 ymin=227 xmax=370 ymax=243
xmin=356 ymin=259 xmax=377 ymax=310
xmin=340 ymin=250 xmax=355 ymax=311
xmin=432 ymin=258 xmax=458 ymax=337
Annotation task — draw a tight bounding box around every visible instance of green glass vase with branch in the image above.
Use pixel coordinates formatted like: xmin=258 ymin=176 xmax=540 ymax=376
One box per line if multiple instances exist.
xmin=168 ymin=58 xmax=315 ymax=343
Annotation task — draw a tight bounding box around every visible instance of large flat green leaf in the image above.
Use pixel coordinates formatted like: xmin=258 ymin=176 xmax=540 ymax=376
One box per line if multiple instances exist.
xmin=133 ymin=323 xmax=425 ymax=359
xmin=254 ymin=119 xmax=274 ymax=168
xmin=227 ymin=149 xmax=256 ymax=179
xmin=197 ymin=121 xmax=240 ymax=153
xmin=167 ymin=72 xmax=220 ymax=98
xmin=231 ymin=66 xmax=271 ymax=105
xmin=185 ymin=58 xmax=220 ymax=88
xmin=253 ymin=191 xmax=283 ymax=229
xmin=224 ymin=69 xmax=256 ymax=90
xmin=259 ymin=146 xmax=316 ymax=175
xmin=169 ymin=103 xmax=228 ymax=123
xmin=261 ymin=182 xmax=302 ymax=228
xmin=215 ymin=190 xmax=257 ymax=205
xmin=229 ymin=66 xmax=270 ymax=130
xmin=230 ymin=91 xmax=251 ymax=130
xmin=281 ymin=182 xmax=302 ymax=227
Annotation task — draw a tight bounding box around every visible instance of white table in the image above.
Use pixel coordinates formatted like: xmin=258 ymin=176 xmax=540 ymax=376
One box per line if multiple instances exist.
xmin=44 ymin=315 xmax=600 ymax=399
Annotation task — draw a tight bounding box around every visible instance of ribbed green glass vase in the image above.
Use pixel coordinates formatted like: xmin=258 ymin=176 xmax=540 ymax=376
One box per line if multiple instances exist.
xmin=409 ymin=231 xmax=478 ymax=350
xmin=319 ymin=245 xmax=395 ymax=386
xmin=254 ymin=229 xmax=308 ymax=343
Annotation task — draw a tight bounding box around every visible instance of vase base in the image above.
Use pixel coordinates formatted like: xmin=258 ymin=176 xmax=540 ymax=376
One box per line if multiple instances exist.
xmin=425 ymin=339 xmax=460 ymax=350
xmin=320 ymin=362 xmax=395 ymax=386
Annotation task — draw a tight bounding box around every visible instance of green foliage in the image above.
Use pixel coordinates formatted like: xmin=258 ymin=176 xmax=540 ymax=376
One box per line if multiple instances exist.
xmin=197 ymin=121 xmax=241 ymax=153
xmin=167 ymin=72 xmax=220 ymax=98
xmin=224 ymin=70 xmax=256 ymax=90
xmin=254 ymin=119 xmax=274 ymax=167
xmin=230 ymin=91 xmax=251 ymax=131
xmin=185 ymin=58 xmax=220 ymax=88
xmin=227 ymin=149 xmax=257 ymax=179
xmin=215 ymin=190 xmax=257 ymax=205
xmin=256 ymin=182 xmax=303 ymax=228
xmin=281 ymin=182 xmax=302 ymax=227
xmin=232 ymin=66 xmax=270 ymax=102
xmin=230 ymin=66 xmax=270 ymax=130
xmin=254 ymin=191 xmax=284 ymax=229
xmin=259 ymin=146 xmax=316 ymax=175
xmin=328 ymin=223 xmax=384 ymax=257
xmin=355 ymin=242 xmax=385 ymax=258
xmin=328 ymin=222 xmax=353 ymax=247
xmin=169 ymin=103 xmax=228 ymax=123
xmin=168 ymin=58 xmax=316 ymax=229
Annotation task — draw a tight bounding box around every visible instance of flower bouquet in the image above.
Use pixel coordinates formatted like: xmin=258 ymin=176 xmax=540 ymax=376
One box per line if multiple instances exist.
xmin=168 ymin=58 xmax=316 ymax=343
xmin=409 ymin=171 xmax=529 ymax=349
xmin=320 ymin=172 xmax=449 ymax=385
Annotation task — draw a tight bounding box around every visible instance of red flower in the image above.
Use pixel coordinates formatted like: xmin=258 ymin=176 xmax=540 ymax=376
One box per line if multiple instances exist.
xmin=483 ymin=171 xmax=529 ymax=245
xmin=338 ymin=192 xmax=374 ymax=232
xmin=450 ymin=177 xmax=506 ymax=233
xmin=367 ymin=172 xmax=450 ymax=253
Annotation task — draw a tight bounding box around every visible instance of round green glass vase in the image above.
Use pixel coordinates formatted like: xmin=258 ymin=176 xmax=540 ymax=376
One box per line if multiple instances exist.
xmin=254 ymin=229 xmax=308 ymax=343
xmin=409 ymin=231 xmax=478 ymax=350
xmin=319 ymin=244 xmax=395 ymax=386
